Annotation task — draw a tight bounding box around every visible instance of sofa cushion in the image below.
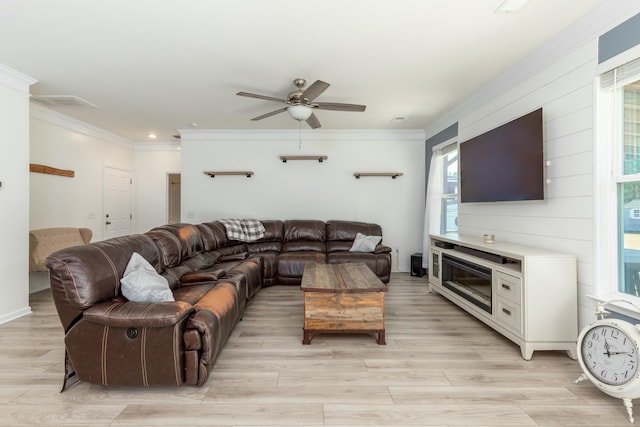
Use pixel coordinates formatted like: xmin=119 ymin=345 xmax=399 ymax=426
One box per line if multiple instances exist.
xmin=277 ymin=252 xmax=327 ymax=279
xmin=202 ymin=221 xmax=230 ymax=247
xmin=160 ymin=224 xmax=204 ymax=258
xmin=196 ymin=224 xmax=218 ymax=252
xmin=326 ymin=220 xmax=383 ymax=241
xmin=283 ymin=220 xmax=326 ymax=242
xmin=121 ymin=252 xmax=174 ymax=303
xmin=145 ymin=228 xmax=182 ymax=268
xmin=349 ymin=233 xmax=382 ymax=253
xmin=282 ymin=241 xmax=326 ymax=253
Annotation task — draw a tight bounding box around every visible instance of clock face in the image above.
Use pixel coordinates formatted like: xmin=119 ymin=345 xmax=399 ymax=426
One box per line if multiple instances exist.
xmin=581 ymin=324 xmax=639 ymax=386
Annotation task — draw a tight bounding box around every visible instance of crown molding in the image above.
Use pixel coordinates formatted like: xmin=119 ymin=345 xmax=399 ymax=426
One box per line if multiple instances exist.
xmin=177 ymin=128 xmax=426 ymax=142
xmin=133 ymin=141 xmax=182 ymax=151
xmin=30 ymin=103 xmax=134 ymax=149
xmin=0 ymin=63 xmax=36 ymax=93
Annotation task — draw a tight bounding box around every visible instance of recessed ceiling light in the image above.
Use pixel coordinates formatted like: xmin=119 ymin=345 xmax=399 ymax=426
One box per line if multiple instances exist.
xmin=495 ymin=0 xmax=529 ymax=13
xmin=391 ymin=116 xmax=407 ymax=123
xmin=148 ymin=133 xmax=157 ymax=139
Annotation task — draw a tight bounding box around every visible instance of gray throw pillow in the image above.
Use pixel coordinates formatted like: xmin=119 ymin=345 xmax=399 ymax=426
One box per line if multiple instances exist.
xmin=349 ymin=233 xmax=382 ymax=253
xmin=120 ymin=252 xmax=174 ymax=302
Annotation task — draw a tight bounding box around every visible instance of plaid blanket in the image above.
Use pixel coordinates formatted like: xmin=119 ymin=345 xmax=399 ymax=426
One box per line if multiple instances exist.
xmin=219 ymin=219 xmax=265 ymax=242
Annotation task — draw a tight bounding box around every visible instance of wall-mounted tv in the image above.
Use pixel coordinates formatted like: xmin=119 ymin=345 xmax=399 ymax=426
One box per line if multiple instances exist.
xmin=459 ymin=108 xmax=544 ymax=203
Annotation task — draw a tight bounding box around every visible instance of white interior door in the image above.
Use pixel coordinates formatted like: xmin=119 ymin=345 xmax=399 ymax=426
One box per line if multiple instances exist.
xmin=103 ymin=166 xmax=132 ymax=239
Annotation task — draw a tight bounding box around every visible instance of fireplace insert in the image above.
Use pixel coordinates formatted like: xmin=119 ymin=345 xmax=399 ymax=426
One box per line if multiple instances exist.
xmin=442 ymin=254 xmax=492 ymax=313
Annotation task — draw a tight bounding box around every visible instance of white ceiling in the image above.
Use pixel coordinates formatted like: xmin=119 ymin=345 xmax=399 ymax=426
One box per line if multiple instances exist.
xmin=0 ymin=0 xmax=607 ymax=142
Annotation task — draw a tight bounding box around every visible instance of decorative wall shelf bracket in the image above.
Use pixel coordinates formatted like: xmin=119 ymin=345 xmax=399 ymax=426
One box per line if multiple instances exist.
xmin=204 ymin=171 xmax=254 ymax=178
xmin=280 ymin=155 xmax=328 ymax=163
xmin=354 ymin=172 xmax=403 ymax=179
xmin=29 ymin=163 xmax=75 ymax=178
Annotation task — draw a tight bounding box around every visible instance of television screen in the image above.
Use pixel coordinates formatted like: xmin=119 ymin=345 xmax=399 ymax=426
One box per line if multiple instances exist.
xmin=459 ymin=108 xmax=543 ymax=203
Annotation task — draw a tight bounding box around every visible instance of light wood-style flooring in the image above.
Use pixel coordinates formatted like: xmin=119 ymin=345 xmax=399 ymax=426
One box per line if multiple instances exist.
xmin=0 ymin=273 xmax=634 ymax=426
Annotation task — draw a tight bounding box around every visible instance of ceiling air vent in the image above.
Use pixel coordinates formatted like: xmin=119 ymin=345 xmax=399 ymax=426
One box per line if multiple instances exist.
xmin=31 ymin=95 xmax=98 ymax=108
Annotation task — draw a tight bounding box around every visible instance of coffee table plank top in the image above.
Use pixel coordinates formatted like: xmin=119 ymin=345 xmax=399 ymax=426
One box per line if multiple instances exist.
xmin=300 ymin=263 xmax=387 ymax=293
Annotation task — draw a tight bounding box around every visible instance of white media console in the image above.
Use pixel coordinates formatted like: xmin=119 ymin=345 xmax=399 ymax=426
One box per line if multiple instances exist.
xmin=428 ymin=233 xmax=577 ymax=360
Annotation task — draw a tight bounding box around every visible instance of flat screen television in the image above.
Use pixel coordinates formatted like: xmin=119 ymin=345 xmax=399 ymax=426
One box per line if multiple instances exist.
xmin=459 ymin=108 xmax=544 ymax=203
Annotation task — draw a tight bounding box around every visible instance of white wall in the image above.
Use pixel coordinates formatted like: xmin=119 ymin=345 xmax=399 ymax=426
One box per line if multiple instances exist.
xmin=30 ymin=105 xmax=134 ymax=241
xmin=424 ymin=0 xmax=640 ymax=329
xmin=0 ymin=64 xmax=35 ymax=323
xmin=180 ymin=129 xmax=425 ymax=272
xmin=133 ymin=146 xmax=181 ymax=233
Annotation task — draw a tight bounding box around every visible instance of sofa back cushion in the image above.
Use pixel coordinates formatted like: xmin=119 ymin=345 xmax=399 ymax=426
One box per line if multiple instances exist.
xmin=201 ymin=221 xmax=230 ymax=248
xmin=282 ymin=220 xmax=326 ymax=253
xmin=284 ymin=220 xmax=325 ymax=242
xmin=145 ymin=228 xmax=183 ymax=268
xmin=164 ymin=223 xmax=204 ymax=258
xmin=247 ymin=220 xmax=284 ymax=253
xmin=326 ymin=220 xmax=383 ymax=253
xmin=196 ymin=224 xmax=218 ymax=252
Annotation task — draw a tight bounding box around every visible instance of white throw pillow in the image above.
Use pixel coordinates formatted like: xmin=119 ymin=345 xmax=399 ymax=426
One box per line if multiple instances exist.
xmin=120 ymin=252 xmax=174 ymax=303
xmin=349 ymin=233 xmax=382 ymax=253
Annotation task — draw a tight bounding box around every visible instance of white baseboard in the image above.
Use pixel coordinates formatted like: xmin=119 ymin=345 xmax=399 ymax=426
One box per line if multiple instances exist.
xmin=0 ymin=306 xmax=32 ymax=324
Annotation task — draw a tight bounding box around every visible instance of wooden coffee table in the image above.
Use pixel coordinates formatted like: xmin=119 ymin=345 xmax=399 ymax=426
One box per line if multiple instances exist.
xmin=300 ymin=263 xmax=387 ymax=345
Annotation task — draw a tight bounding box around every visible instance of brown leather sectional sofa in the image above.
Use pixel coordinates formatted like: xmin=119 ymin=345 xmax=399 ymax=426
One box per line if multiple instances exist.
xmin=45 ymin=219 xmax=391 ymax=390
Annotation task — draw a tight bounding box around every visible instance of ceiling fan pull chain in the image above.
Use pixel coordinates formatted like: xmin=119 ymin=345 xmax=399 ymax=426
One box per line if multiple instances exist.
xmin=298 ymin=121 xmax=303 ymax=150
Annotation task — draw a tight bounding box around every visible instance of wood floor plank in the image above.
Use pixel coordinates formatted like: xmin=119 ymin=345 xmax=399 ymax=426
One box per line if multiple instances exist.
xmin=204 ymin=385 xmax=394 ymax=404
xmin=112 ymin=403 xmax=324 ymax=426
xmin=0 ymin=272 xmax=633 ymax=426
xmin=323 ymin=403 xmax=537 ymax=426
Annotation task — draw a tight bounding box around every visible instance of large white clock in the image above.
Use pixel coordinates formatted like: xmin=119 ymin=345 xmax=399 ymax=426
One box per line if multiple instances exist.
xmin=575 ymin=299 xmax=640 ymax=423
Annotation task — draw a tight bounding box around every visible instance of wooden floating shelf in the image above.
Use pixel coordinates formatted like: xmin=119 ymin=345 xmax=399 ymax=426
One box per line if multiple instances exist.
xmin=204 ymin=171 xmax=254 ymax=178
xmin=30 ymin=163 xmax=75 ymax=178
xmin=280 ymin=155 xmax=328 ymax=163
xmin=354 ymin=172 xmax=403 ymax=179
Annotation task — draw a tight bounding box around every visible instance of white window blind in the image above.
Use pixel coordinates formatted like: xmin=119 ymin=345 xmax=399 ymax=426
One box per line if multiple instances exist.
xmin=601 ymin=56 xmax=640 ymax=90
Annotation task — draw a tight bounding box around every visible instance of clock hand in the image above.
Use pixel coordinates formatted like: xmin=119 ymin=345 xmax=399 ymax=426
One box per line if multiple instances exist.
xmin=604 ymin=339 xmax=612 ymax=358
xmin=610 ymin=351 xmax=631 ymax=356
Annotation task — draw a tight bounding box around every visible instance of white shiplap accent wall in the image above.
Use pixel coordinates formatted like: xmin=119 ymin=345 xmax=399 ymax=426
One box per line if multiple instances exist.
xmin=455 ymin=40 xmax=598 ymax=329
xmin=424 ymin=1 xmax=640 ymax=330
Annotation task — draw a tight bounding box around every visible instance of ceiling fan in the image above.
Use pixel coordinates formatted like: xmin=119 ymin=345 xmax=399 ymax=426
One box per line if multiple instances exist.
xmin=236 ymin=78 xmax=366 ymax=129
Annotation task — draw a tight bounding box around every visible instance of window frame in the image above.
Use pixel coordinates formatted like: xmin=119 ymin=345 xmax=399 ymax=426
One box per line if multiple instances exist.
xmin=595 ymin=45 xmax=640 ymax=312
xmin=440 ymin=142 xmax=458 ymax=234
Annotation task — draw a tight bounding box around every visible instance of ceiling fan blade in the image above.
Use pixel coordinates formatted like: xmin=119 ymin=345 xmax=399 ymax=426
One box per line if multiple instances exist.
xmin=251 ymin=107 xmax=288 ymax=121
xmin=303 ymin=80 xmax=330 ymax=101
xmin=314 ymin=102 xmax=366 ymax=112
xmin=237 ymin=91 xmax=286 ymax=103
xmin=306 ymin=113 xmax=321 ymax=129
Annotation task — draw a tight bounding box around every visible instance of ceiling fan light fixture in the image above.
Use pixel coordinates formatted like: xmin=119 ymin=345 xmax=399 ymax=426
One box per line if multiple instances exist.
xmin=288 ymin=105 xmax=313 ymax=121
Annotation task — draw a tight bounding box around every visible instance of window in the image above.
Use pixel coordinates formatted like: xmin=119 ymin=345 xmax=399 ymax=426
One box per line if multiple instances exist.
xmin=441 ymin=143 xmax=458 ymax=234
xmin=618 ymin=79 xmax=640 ymax=296
xmin=600 ymin=57 xmax=640 ymax=298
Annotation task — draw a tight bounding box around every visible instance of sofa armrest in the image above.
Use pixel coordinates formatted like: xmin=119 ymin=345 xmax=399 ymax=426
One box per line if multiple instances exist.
xmin=79 ymin=227 xmax=93 ymax=244
xmin=83 ymin=300 xmax=195 ymax=328
xmin=374 ymin=244 xmax=392 ymax=254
